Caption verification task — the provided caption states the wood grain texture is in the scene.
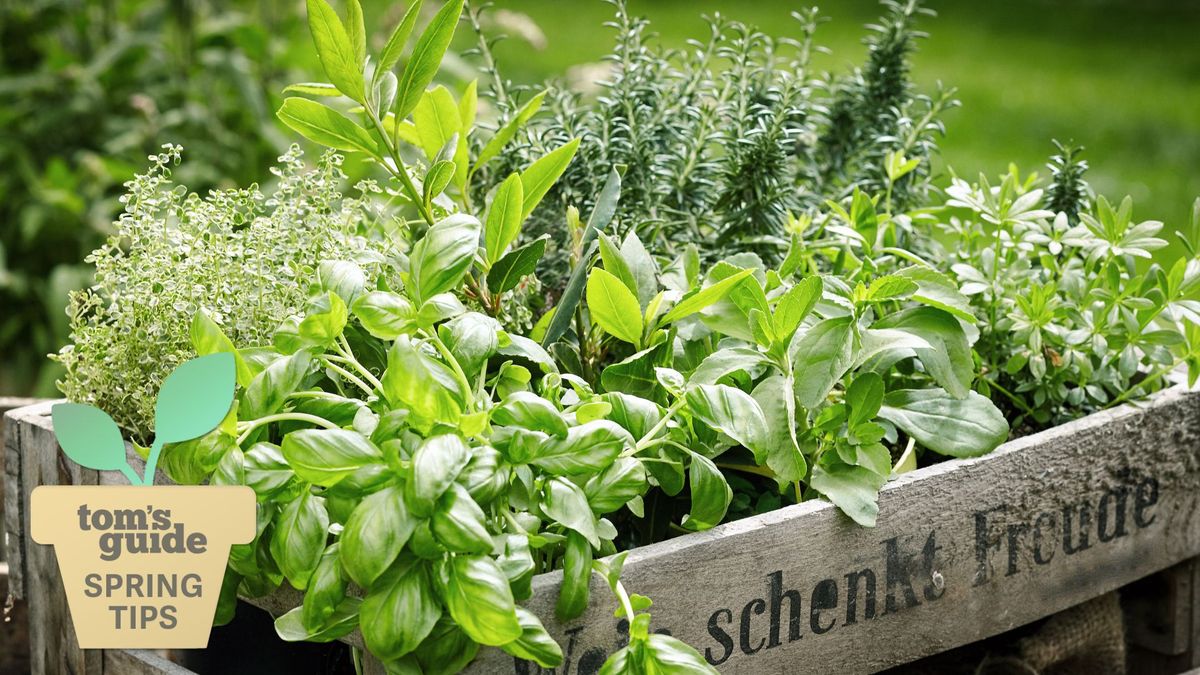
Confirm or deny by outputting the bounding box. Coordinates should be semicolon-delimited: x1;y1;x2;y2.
1;397;41;565
103;649;195;675
461;384;1200;674
9;385;1200;674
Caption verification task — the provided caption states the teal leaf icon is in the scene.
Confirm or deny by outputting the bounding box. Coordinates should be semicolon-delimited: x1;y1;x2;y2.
52;403;140;484
155;352;237;444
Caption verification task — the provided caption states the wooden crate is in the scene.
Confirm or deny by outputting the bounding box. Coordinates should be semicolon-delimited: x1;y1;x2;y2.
6;383;1200;674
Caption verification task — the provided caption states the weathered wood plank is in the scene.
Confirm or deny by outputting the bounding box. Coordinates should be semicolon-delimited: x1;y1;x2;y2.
103;649;194;675
458;384;1200;674
1;397;41;566
8;401;104;675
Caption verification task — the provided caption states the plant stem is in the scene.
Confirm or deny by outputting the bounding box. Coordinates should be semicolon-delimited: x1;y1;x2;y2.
323;359;375;397
421;329;474;406
235;412;340;445
363;106;436;227
632;398;686;452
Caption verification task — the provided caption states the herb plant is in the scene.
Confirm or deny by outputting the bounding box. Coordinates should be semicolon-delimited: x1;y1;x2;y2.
54;145;389;442
939;153;1200;430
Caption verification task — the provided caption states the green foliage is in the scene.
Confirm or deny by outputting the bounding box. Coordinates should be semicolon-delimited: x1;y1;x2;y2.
54;146;389;443
471;0;954;285
940;162;1200;430
0;0;293;395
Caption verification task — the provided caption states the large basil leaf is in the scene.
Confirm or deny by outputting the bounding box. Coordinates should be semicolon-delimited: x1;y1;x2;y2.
584;457;647;514
407;434;471;516
352;291;416;340
302;543;346;631
382;336;464;424
242;351;312;420
280;429;383;487
751;375;806;485
444;555;523;646
414;618;480;675
269;490;329;589
556;531;592;621
439;312;501;375
274;598;361;643
407;214;481;305
878;389;1009;457
360;557;442;661
244;442;296;498
500;607;564;668
682;453;731;531
542;477;599;548
492;391;568;438
532;420;630;475
431;483;493;553
340;485;415;588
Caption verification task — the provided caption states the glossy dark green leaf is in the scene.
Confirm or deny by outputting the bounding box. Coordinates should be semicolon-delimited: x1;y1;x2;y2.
302;543;346;631
360;557;442;660
487;237;546;295
556;531;592;621
407;434;470;516
269;490;329;589
444;555;523;646
532;421;630;475
431;483;493;553
542;477;599;548
340;485;416;588
280;429;383;487
500;607;564;668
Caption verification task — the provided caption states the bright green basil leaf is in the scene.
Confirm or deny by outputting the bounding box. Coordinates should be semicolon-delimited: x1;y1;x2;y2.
439;312;501;375
394;0;464;120
487;237;546;295
431;483;493;553
444;555;523;646
543;477;599;548
299;291;348;348
407;434;470;516
684;384;769;456
414;618;479;675
275;598;361;642
305;0;365;101
361;557;442;660
642;633;721;674
277;97;375;153
492;391;568;438
532;420;630;475
556;531;592;621
190;310;252;387
519;138;580;220
588;268;643;345
244;442;296;498
682;452;731;531
584;457;647;514
353;291;415;340
302;543;347;631
270;490;329;589
878;389;1009;457
340;485;416;588
382;336;464;424
408;213;481;305
280;428;383;486
500;607;564;668
790;316;855;409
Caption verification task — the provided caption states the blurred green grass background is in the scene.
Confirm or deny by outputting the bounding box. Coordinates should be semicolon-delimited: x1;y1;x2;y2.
484;0;1200;230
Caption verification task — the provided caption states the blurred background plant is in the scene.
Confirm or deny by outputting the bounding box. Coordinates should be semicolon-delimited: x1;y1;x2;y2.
1;0;1197;397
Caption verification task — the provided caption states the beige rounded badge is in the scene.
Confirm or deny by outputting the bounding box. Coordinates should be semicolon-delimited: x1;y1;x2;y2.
30;353;256;648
